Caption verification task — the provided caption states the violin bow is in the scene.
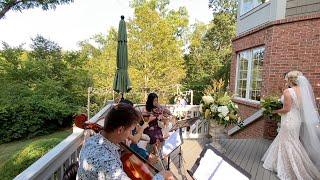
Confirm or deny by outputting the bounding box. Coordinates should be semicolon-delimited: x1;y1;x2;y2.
154;142;166;171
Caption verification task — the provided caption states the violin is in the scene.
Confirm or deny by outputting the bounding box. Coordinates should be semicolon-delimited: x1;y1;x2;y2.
140;106;171;119
74;114;159;180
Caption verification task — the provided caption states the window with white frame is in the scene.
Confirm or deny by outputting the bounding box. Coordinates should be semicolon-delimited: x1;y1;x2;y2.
240;0;269;15
236;47;264;101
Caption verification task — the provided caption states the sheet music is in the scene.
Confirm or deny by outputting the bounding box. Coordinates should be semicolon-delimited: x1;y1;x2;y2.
162;129;182;156
193;149;249;180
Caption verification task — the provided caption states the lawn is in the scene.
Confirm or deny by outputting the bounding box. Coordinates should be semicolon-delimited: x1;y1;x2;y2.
0;129;72;180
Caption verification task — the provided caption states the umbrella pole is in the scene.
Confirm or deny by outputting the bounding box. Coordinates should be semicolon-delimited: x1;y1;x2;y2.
121;92;124;100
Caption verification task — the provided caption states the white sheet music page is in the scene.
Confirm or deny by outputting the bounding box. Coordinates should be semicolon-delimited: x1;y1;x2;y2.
193;149;249;180
162;130;182;156
193;149;222;179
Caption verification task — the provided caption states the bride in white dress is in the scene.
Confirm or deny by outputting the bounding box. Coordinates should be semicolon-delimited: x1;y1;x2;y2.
262;71;320;180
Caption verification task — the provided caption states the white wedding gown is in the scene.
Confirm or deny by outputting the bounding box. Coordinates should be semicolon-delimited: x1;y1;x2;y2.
262;88;320;180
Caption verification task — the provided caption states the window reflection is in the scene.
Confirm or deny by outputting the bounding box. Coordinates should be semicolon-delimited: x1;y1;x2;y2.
240;0;269;15
236;47;264;101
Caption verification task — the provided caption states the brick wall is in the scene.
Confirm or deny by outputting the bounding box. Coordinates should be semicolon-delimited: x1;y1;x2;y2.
231;117;265;139
232;102;265;139
229;13;320;139
264;17;320;98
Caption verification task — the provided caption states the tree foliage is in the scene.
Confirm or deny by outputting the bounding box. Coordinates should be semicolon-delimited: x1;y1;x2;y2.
184;0;237;103
81;0;189;104
0;0;240;144
0;0;74;20
208;0;238;17
79;31;118;115
0;36;90;143
128;0;188;103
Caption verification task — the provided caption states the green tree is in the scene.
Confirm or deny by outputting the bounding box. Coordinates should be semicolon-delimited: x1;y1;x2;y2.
184;0;237;104
209;0;238;16
79;30;118;115
0;0;74;20
128;0;188;103
0;36;89;143
183;22;210;103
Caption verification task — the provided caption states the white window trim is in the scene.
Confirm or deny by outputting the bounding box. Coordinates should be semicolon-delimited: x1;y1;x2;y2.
239;0;271;20
246;51;253;99
234;46;264;103
240;0;270;16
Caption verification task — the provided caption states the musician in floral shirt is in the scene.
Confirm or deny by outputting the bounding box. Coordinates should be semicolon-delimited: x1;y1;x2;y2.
76;103;173;180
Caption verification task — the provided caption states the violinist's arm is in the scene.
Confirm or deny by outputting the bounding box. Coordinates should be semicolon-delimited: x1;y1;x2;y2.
128;123;149;144
128;134;140;145
148;114;158;122
162;107;172;116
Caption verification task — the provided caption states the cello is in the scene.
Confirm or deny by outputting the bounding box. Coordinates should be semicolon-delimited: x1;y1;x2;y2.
74;114;160;180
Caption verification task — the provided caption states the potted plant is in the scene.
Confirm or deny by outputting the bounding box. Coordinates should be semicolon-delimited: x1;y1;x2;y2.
200;80;242;151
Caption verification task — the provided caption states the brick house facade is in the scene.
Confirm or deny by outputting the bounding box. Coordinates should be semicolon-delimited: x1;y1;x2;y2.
230;13;320;139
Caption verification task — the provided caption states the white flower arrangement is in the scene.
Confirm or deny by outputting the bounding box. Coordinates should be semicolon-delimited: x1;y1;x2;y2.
202;95;215;104
217;106;229;117
200;92;241;127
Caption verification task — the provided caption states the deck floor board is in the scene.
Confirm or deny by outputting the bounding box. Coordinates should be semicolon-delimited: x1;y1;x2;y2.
169;138;279;180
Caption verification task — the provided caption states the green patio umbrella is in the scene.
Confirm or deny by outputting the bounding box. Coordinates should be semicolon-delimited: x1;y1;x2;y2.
113;15;132;99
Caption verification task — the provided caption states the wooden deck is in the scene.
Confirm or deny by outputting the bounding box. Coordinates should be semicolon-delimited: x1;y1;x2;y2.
166;138;279;180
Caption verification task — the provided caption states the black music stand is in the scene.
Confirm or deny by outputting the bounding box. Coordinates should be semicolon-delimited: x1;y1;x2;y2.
187;144;251;180
169;117;200;132
161;128;184;170
163;117;199;170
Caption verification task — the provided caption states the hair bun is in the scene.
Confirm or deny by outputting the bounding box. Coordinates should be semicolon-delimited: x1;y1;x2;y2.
286;70;303;86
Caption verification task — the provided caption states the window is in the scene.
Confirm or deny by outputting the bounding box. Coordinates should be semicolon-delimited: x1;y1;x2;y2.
240;0;269;15
236;47;264;101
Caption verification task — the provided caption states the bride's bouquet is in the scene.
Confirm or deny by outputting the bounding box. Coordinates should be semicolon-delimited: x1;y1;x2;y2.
261;95;283;121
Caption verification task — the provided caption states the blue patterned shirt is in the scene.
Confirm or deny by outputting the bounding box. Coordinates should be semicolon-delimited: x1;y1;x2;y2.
77;133;163;180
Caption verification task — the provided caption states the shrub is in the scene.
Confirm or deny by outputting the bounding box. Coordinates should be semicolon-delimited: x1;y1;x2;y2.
0;39;89;143
0;80;79;143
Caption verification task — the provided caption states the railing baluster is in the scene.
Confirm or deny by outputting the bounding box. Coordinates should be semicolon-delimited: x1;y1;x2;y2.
55;166;63;180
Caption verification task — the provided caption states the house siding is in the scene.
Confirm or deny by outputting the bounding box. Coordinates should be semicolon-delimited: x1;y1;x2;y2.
237;0;286;35
286;0;320;17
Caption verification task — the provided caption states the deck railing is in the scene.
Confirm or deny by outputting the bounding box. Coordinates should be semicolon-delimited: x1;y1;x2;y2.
170;105;208;139
14;104;205;180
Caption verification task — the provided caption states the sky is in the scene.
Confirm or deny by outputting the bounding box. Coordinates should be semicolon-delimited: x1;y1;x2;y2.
0;0;213;51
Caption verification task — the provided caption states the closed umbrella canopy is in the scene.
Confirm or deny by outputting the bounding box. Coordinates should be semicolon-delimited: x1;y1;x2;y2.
113;15;132;96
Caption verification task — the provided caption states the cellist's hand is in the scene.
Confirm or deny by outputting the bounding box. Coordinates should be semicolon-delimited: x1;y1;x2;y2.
147;153;159;165
159;170;175;180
